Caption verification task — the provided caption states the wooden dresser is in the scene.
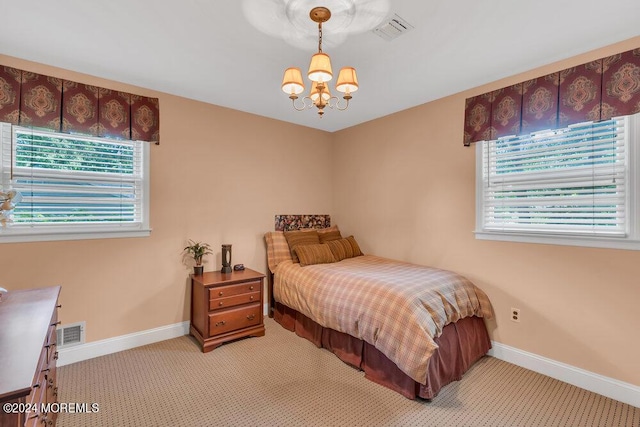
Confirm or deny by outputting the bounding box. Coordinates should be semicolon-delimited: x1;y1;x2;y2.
0;286;61;427
190;269;265;352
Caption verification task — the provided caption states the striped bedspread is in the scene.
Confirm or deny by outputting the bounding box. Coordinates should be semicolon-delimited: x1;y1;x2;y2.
274;255;493;384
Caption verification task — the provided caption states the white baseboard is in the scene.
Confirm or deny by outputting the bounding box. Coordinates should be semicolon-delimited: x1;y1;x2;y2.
488;341;640;408
57;321;190;367
57;304;269;367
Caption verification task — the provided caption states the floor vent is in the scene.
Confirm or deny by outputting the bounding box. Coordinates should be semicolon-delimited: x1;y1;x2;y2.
56;321;85;348
373;14;414;41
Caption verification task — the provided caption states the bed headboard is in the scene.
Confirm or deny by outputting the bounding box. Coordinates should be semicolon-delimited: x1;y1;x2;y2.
274;214;331;231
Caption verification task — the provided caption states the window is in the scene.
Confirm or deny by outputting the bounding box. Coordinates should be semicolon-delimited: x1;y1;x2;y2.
475;113;640;250
0;123;150;242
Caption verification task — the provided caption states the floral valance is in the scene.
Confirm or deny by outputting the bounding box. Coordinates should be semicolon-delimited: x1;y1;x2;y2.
0;65;159;144
463;47;640;146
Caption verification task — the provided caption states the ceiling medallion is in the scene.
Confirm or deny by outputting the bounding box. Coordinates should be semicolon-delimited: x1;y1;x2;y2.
242;0;390;49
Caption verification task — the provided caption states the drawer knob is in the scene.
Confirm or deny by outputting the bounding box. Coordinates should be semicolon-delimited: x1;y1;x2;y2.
250;296;254;300
219;302;223;306
219;291;223;296
247;314;255;321
249;286;254;290
215;320;226;327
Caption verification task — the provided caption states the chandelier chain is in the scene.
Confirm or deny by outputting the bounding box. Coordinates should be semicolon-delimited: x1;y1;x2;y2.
318;22;323;53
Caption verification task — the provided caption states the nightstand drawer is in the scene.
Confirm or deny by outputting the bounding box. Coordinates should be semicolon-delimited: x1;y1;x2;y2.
209;303;262;336
210;291;260;311
209;280;261;299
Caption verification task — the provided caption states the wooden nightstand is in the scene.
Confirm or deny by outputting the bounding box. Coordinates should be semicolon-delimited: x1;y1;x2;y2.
190;268;265;352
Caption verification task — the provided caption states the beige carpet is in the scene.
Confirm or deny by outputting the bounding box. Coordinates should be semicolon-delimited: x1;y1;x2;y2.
57;318;639;427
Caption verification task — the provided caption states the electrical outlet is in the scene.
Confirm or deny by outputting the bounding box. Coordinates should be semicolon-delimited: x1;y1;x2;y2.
511;307;521;322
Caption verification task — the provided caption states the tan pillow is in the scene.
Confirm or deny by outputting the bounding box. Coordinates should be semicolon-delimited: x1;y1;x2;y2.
265;231;293;272
346;235;363;257
295;243;337;267
284;229;320;263
327;236;363;261
318;225;342;243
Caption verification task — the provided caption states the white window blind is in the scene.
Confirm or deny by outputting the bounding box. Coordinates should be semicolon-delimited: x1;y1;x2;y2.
0;123;150;241
479;118;627;237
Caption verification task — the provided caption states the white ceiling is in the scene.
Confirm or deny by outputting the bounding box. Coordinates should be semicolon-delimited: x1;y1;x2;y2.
1;0;639;133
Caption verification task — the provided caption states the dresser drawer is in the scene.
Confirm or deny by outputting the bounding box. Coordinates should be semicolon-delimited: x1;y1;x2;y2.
209;291;260;311
209;303;261;336
209;280;260;300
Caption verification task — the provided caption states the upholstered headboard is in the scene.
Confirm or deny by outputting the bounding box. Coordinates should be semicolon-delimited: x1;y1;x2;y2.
274;214;331;231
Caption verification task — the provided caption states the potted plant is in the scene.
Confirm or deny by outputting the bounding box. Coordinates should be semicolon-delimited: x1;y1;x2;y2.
183;240;213;275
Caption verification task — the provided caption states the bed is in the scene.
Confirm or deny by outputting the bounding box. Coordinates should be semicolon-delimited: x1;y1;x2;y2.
265;215;493;399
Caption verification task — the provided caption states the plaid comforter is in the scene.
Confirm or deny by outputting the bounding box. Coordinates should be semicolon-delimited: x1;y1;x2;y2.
274;255;493;384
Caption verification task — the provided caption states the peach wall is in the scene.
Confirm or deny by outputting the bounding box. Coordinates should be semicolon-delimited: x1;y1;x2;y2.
0;55;334;342
332;37;640;386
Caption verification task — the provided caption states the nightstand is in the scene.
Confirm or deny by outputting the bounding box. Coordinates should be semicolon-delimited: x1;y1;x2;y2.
190;268;265;352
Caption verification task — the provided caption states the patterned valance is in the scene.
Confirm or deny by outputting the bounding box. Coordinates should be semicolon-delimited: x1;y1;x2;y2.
463;47;640;146
0;65;159;144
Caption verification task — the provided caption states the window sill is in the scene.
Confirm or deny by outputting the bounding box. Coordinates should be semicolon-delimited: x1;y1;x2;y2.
0;228;151;243
474;230;640;251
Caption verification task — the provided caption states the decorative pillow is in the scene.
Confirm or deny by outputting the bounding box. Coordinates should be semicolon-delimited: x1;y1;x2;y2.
265;231;293;272
295;243;337;266
284;229;320;263
346;235;363;257
318;225;342;243
327;235;363;261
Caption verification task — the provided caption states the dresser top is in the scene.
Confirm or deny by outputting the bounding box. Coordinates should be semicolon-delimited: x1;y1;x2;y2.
192;268;264;287
0;286;60;400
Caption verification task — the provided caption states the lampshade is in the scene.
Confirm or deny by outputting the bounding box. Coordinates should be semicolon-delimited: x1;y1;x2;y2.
308;53;333;83
336;67;359;94
281;67;305;95
310;81;331;103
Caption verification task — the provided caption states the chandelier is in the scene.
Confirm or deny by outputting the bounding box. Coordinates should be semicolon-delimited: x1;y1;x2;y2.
281;7;359;117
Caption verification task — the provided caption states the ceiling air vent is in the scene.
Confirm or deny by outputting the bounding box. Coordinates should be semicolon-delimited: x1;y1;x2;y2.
56;321;85;348
373;14;414;41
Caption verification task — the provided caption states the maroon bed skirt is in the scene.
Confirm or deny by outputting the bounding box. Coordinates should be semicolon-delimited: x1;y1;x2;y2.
273;302;491;399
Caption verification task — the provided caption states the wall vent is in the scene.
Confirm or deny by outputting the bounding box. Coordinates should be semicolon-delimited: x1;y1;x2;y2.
56;321;85;348
373;14;414;41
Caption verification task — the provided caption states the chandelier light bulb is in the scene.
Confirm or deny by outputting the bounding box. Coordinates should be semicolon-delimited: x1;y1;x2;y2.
310;81;331;103
308;53;333;83
281;67;305;96
336;67;358;94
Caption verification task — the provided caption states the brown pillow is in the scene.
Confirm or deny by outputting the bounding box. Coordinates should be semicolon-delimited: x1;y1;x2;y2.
327;235;363;261
346;235;363;257
318;225;342;243
295;243;336;266
284;229;320;263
